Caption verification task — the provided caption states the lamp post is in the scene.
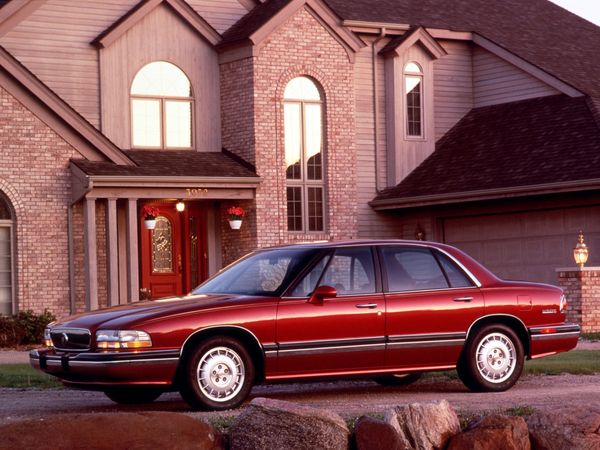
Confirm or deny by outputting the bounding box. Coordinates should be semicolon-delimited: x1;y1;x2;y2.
573;230;589;269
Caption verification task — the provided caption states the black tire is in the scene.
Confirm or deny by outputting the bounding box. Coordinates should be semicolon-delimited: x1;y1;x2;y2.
374;372;422;386
104;388;163;404
179;336;254;411
459;324;524;392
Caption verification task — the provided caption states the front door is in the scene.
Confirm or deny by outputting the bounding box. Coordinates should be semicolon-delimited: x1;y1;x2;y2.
140;202;208;299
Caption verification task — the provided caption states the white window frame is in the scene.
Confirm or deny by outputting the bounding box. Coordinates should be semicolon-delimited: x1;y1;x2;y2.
0;219;14;316
403;61;425;140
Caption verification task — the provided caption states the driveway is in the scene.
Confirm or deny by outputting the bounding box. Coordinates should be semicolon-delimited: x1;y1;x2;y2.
1;373;599;425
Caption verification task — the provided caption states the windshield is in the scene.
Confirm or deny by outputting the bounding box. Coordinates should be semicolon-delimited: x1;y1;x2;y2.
192;248;321;296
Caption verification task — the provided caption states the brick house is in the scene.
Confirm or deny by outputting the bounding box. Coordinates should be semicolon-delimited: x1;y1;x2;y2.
0;0;599;317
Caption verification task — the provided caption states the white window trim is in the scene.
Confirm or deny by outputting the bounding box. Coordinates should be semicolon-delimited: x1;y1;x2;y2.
403;62;426;141
0;219;15;316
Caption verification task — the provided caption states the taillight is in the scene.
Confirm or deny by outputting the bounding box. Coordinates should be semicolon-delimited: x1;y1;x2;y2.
559;294;567;312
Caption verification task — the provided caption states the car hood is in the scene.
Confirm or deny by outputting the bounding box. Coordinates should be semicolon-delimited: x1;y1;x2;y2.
52;293;267;330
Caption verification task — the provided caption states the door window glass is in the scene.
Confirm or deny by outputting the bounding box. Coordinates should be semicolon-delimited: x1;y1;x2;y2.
152;216;173;273
382;247;449;292
320;247;376;295
289;253;331;297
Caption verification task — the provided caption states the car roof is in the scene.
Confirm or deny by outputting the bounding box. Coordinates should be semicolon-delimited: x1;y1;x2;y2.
260;239;448;250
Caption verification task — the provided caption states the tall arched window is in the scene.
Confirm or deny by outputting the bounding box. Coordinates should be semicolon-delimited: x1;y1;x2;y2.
0;193;14;315
284;77;325;232
131;61;193;149
404;62;424;138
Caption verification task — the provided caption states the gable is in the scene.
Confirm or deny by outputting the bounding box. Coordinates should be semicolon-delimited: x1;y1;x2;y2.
473;45;561;108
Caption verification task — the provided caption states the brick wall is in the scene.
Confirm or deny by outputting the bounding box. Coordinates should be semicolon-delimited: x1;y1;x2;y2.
220;6;358;261
0;85;80;318
557;268;600;332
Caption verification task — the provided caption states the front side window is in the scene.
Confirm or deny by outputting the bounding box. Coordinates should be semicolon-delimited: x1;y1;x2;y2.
404;62;423;138
131;61;193;149
284;77;325;232
193;248;320;296
0;193;14;315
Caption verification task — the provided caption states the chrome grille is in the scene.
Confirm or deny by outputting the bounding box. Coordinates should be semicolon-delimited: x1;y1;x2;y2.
50;328;91;351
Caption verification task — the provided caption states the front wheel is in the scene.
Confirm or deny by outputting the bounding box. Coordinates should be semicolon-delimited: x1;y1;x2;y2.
179;336;254;411
458;324;524;392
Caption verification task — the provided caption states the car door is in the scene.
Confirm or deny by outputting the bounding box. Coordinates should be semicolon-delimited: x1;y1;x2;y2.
379;245;484;369
274;246;385;377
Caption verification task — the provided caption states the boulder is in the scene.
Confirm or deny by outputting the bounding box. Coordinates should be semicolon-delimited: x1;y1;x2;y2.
229;397;349;450
447;415;530;450
0;412;223;450
354;415;405;450
527;407;600;450
384;399;460;450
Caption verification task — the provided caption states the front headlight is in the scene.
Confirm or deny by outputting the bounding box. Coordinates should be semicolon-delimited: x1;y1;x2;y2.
44;327;53;348
96;330;152;349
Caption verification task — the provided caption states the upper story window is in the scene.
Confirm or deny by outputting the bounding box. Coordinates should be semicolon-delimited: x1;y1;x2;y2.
131;61;193;149
404;62;424;138
284;77;325;233
0;193;14;316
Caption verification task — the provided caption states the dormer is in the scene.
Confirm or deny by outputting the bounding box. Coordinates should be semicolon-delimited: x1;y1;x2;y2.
381;27;446;185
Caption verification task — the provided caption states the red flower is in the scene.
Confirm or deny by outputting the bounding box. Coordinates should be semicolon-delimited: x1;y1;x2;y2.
227;206;245;220
142;205;160;220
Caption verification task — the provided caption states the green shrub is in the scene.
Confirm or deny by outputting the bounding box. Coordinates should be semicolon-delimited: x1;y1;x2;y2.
0;310;55;348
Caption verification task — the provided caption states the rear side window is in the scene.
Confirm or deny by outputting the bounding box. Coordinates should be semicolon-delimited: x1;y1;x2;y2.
382;247;449;292
434;251;474;288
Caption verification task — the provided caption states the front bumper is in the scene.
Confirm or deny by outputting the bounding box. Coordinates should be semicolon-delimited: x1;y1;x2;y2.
529;323;580;358
30;348;180;387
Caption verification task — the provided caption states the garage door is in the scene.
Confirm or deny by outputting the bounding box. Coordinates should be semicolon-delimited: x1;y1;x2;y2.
443;206;600;285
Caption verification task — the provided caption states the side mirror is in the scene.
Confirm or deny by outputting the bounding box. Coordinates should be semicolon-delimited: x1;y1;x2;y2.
309;285;337;304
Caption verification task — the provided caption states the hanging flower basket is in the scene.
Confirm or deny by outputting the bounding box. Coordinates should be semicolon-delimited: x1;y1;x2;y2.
227;206;245;230
142;205;160;230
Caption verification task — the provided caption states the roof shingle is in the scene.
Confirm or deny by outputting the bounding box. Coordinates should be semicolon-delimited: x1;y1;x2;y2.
374;95;600;203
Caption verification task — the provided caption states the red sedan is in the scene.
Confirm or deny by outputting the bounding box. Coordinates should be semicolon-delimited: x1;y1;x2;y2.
31;240;579;410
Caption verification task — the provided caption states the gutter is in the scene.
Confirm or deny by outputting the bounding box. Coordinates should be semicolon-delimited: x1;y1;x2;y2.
370;179;600;210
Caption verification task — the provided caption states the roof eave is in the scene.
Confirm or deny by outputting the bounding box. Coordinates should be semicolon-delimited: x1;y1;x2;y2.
370;179;600;210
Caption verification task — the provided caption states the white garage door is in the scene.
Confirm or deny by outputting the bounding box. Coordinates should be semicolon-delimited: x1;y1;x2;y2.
443;206;600;285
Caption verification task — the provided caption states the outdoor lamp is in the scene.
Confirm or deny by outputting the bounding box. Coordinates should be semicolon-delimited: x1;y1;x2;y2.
176;201;185;212
573;230;589;269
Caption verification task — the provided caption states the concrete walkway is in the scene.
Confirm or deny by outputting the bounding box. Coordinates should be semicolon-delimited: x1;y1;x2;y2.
1;340;599;365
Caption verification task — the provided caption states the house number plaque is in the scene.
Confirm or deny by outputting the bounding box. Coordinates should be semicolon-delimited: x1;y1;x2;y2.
186;188;209;197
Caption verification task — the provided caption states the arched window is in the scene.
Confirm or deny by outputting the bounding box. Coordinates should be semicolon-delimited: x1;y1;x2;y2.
131;61;193;149
284;77;325;232
0;193;14;315
404;62;424;138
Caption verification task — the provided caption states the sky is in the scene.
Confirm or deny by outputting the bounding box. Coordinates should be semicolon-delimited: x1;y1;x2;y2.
549;0;600;26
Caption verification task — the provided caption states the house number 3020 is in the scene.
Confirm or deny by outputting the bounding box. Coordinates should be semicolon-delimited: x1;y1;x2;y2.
186;188;209;196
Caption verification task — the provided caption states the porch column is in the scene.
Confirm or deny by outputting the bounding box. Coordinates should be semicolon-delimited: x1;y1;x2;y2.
106;198;119;307
83;198;98;311
126;199;140;302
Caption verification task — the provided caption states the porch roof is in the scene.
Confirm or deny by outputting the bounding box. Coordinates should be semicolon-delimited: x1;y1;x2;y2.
371;95;600;210
72;149;258;178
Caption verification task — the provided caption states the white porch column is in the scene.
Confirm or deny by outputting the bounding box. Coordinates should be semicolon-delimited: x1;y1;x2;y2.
106;198;119;307
126;199;140;302
83;197;98;311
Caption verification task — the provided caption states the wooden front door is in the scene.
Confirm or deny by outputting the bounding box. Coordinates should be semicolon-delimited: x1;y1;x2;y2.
140;202;208;299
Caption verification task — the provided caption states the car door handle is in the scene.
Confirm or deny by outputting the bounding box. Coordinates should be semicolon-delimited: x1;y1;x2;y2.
355;303;378;309
452;296;473;302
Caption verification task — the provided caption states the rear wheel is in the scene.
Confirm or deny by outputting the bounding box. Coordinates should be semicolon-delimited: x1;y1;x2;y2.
374;372;422;386
179;336;254;411
459;324;524;392
104;388;163;404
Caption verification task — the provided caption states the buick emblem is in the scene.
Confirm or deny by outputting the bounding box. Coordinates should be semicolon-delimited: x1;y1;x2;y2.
60;332;69;346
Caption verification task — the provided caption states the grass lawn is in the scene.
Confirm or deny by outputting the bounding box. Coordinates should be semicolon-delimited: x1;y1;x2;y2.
0;364;62;389
524;350;600;375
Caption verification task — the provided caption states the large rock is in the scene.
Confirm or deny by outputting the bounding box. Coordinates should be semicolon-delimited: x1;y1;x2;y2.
228;397;349;450
527;407;600;450
354;415;404;450
447;415;530;450
0;412;223;450
384;400;460;450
